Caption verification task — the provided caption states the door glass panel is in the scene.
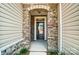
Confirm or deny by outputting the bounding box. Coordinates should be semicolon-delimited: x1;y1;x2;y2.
38;23;43;34
37;22;44;40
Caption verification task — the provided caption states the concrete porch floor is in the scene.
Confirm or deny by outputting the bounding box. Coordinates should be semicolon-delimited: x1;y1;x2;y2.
29;40;47;55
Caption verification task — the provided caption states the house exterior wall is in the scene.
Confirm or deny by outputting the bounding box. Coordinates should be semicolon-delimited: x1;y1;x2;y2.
61;3;79;55
0;3;79;55
0;3;23;55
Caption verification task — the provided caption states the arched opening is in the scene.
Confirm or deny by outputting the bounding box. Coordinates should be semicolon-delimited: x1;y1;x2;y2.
23;4;58;53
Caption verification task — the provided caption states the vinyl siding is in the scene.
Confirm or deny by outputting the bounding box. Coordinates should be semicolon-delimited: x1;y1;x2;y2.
0;3;23;51
61;3;79;55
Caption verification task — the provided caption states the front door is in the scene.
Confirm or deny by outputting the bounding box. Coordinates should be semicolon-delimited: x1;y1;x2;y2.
36;22;44;40
34;16;46;40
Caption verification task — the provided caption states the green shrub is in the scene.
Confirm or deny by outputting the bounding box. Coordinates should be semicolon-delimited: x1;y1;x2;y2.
15;48;29;55
20;48;29;54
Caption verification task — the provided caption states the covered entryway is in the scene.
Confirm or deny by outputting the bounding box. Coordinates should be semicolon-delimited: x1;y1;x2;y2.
30;9;48;55
27;4;58;55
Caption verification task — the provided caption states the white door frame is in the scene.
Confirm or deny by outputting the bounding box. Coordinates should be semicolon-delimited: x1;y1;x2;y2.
34;16;47;40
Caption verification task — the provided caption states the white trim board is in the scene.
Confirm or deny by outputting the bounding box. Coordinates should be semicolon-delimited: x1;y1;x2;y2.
58;3;63;52
34;16;47;40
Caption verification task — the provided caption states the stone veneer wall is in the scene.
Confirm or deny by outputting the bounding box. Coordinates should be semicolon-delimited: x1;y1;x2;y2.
47;4;58;51
22;5;31;49
1;41;24;55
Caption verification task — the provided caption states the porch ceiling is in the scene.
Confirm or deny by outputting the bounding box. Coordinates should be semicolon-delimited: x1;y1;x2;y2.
30;9;48;16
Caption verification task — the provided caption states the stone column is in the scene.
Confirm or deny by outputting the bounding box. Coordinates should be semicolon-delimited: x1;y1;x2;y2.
22;8;31;48
47;9;58;51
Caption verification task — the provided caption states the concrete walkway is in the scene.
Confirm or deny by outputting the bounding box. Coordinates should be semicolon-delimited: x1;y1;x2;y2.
29;40;47;55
